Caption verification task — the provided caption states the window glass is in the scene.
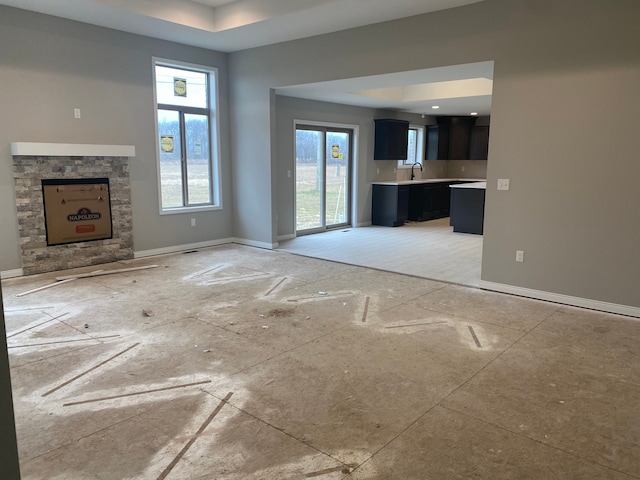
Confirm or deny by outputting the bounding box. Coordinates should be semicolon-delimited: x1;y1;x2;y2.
155;65;208;109
399;128;419;166
406;128;417;164
185;113;211;205
158;109;183;209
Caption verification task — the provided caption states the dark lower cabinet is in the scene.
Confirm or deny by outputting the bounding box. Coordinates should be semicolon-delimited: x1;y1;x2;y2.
372;184;409;227
408;182;455;221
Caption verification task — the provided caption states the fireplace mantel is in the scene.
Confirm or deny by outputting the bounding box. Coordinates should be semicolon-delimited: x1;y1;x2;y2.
10;142;136;157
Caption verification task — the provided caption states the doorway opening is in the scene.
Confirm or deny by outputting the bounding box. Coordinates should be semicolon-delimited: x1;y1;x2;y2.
295;125;352;235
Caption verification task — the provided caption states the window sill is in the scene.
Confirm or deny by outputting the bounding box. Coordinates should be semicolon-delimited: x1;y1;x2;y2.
159;204;222;215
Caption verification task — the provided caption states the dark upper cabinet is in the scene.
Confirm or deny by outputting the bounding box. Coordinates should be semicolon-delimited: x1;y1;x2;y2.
448;117;475;160
374;119;409;160
469;125;490;160
425;116;488;160
425;124;450;160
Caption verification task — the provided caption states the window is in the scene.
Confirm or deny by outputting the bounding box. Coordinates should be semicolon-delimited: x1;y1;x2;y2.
153;60;220;212
398;126;424;166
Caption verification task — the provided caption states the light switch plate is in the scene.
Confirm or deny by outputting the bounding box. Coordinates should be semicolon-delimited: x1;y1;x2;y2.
497;178;510;191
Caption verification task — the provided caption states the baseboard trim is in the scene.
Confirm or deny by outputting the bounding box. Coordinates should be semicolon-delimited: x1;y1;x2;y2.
356;221;372;227
479;281;640;318
134;237;279;259
233;238;278;250
1;268;24;279
134;238;234;259
277;234;296;242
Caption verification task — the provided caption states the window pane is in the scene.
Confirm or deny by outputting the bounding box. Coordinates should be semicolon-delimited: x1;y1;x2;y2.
296;129;323;231
406;128;417;163
325;132;349;227
155;65;207;109
158;109;184;209
185;113;212;205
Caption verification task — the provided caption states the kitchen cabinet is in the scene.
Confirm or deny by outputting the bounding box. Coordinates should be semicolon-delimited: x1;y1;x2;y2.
425;125;450;160
374;119;409;160
448;117;475;160
425;117;486;160
372;184;409;226
408;181;454;221
469;125;489;160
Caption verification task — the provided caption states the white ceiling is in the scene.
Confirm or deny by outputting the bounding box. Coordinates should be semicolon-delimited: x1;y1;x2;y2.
0;0;492;115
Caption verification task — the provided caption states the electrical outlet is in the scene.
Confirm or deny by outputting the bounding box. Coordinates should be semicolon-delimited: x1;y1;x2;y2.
461;166;466;172
191;218;196;227
287;170;291;178
74;108;81;119
516;250;524;262
497;179;510;191
376;167;380;175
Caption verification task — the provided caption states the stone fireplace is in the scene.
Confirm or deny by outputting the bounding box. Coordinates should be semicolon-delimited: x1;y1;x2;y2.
11;143;135;275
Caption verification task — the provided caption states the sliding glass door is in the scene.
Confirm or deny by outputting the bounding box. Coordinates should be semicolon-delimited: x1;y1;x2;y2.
295;125;352;234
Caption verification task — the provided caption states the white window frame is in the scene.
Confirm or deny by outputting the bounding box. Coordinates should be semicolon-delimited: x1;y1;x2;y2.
152;57;222;215
398;125;425;168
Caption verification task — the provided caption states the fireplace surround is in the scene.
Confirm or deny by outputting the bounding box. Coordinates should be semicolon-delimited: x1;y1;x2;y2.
11;143;135;275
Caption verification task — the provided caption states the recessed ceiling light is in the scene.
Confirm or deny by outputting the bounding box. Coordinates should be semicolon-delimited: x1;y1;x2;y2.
470;112;478;116
431;106;440;109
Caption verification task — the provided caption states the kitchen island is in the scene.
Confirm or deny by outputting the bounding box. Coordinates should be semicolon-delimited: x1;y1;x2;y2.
449;181;486;234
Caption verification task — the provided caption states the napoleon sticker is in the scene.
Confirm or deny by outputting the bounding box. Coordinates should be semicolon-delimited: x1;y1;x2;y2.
174;77;187;97
161;135;174;153
68;208;101;222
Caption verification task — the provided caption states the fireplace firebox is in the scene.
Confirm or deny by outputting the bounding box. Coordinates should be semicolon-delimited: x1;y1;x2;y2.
42;178;113;246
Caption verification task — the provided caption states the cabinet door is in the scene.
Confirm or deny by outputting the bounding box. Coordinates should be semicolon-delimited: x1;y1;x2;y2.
397;186;409;222
425;125;450;160
374;119;409;160
408;184;425;221
372;185;407;227
421;185;438;220
469;125;489;160
434;184;451;217
449;117;474;160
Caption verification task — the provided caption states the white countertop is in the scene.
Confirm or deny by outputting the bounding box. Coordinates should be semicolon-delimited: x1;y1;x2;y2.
450;181;487;189
372;178;485;186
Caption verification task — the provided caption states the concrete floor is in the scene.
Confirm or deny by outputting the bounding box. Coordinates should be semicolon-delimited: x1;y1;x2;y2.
2;245;640;479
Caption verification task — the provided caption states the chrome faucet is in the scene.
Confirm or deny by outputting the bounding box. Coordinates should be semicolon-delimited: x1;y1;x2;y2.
411;162;423;180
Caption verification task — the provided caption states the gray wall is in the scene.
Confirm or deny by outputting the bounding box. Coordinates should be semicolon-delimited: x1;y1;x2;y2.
229;0;640;308
0;6;233;272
